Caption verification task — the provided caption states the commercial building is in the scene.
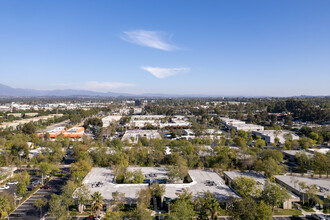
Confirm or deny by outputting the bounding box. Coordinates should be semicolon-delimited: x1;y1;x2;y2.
282;150;314;162
220;117;264;132
37;126;85;140
82;167;239;206
275;175;330;208
102;116;122;127
128;115;191;129
122;130;161;143
224;171;300;209
253;130;299;144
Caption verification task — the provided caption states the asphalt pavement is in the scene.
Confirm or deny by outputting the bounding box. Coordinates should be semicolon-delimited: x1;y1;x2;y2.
9;168;70;220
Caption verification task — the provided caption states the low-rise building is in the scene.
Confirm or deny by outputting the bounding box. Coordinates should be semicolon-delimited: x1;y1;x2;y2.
37;126;85;140
253;130;299;144
220;117;264;132
102;116;122;127
82;167;239;206
122;130;161;143
275;175;330;208
282;150;314;162
224;171;300;209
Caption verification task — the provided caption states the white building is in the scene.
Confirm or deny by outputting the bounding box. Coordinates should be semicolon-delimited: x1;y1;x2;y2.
253;130;299;144
122;130;161;143
102;116;122;127
82;167;239;205
220;117;264;132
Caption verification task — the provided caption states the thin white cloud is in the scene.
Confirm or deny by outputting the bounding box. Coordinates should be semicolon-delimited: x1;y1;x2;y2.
141;66;190;79
121;30;178;51
57;81;135;92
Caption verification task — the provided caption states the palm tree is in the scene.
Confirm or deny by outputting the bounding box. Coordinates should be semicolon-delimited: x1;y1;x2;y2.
91;192;104;216
203;191;221;220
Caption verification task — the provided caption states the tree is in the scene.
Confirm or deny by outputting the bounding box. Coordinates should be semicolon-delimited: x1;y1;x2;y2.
255;158;285;178
312;152;329;177
167;157;189;183
0;193;14;218
150;182;166;198
33;198;47;219
73;184;91;213
16;170;30;186
49;194;67;220
299;137;315;149
16;181;27;197
91;192;104;215
261;180;290;212
305;184;323;207
255;139;266;148
260;149;283;163
132;169;144;183
62;180;76;210
22;122;36;134
170;190;195;220
70;160;92;184
228;197;272;220
111;192;126;212
201;191;221;220
234;137;247;149
296;152;312;173
135;188;152;220
39;162;53;177
233;176;261;198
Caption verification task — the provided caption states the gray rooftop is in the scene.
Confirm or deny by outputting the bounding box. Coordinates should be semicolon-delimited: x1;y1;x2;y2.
282;150;314;157
275;175;330;197
224;171;266;186
82;167;239;202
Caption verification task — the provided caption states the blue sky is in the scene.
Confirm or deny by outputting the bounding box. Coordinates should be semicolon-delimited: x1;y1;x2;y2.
0;0;329;96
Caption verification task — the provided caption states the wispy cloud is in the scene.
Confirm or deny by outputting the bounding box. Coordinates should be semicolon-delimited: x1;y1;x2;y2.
57;81;135;92
121;30;178;51
141;66;190;79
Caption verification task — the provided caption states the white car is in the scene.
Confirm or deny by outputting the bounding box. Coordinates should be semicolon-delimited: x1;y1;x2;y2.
7;181;18;185
0;185;10;190
32;180;42;185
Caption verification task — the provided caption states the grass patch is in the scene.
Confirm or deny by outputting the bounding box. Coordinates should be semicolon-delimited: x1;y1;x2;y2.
273;208;302;216
301;205;314;212
218;209;229;216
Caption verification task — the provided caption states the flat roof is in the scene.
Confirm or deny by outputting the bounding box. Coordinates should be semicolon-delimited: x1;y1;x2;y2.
224;171;266;185
275;175;330;197
225;171;300;199
282;150;314;157
82;167;238;202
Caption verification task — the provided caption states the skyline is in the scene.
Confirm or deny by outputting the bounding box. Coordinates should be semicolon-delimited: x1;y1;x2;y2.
1;0;330;96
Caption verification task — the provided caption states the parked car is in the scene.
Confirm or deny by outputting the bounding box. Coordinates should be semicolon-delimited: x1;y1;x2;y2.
312;213;327;220
0;185;10;190
40;185;52;189
7;181;18;185
32;180;42;185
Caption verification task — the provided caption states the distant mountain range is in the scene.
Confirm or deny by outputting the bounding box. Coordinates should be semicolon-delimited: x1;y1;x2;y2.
1;83;327;98
0;83;214;98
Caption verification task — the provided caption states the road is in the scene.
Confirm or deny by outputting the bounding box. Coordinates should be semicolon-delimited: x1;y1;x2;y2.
37;120;71;133
9;168;70;220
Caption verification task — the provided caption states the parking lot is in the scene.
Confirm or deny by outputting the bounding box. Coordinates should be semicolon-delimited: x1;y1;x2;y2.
9;169;70;220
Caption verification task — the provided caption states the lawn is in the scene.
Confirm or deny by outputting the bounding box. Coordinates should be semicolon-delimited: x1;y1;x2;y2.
301;205;314;212
273;208;302;216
